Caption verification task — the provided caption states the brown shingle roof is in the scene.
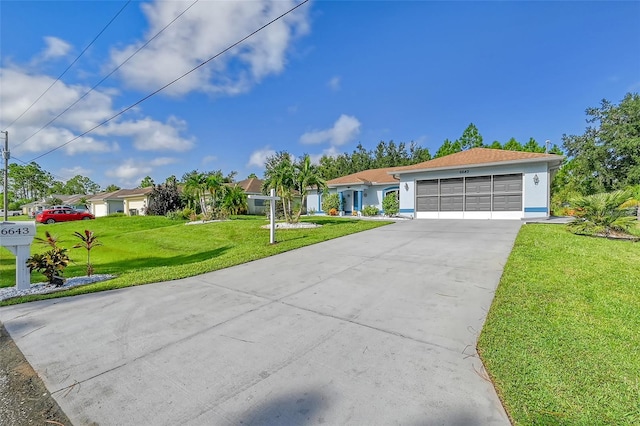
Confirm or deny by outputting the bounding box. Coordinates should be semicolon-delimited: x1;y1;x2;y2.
235;177;263;193
392;148;564;174
86;187;153;202
327;166;402;186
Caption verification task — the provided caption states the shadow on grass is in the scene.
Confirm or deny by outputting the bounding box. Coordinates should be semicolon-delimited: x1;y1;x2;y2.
94;246;231;275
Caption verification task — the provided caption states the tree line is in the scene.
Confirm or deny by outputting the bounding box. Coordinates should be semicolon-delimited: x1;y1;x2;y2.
2;92;637;215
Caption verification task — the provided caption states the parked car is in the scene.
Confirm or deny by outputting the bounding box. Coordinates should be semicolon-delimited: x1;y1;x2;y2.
36;208;95;224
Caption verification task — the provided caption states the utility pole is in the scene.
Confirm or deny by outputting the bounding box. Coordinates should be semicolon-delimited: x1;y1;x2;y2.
1;131;8;222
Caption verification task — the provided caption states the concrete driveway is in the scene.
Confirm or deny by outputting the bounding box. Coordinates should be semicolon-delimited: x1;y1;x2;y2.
0;219;521;425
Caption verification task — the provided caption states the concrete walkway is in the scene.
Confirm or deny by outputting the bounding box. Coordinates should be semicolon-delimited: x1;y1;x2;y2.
0;220;521;425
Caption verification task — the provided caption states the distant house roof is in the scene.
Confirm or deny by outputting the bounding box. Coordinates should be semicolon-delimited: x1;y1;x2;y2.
327;167;403;187
22;194;88;208
87;187;153;202
391;148;564;175
235;178;263;194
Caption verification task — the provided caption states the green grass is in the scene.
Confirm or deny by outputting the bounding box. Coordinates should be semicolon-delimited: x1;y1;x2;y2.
0;215;391;305
478;224;640;425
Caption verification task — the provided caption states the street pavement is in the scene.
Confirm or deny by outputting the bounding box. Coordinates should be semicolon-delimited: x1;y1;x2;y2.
0;219;522;425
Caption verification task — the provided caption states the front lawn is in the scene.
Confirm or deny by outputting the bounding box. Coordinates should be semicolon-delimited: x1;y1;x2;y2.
0;215;391;305
478;224;640;425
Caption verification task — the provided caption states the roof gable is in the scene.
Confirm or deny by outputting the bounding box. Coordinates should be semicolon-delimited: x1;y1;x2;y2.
392;148;564;174
235;177;263;193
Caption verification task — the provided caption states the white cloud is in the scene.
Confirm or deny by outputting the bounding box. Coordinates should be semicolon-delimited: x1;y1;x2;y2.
247;146;276;168
0;67;194;156
105;159;150;181
309;146;340;165
40;36;72;61
202;155;217;165
300;114;361;146
100;116;195;152
58;166;92;180
109;1;310;97
327;76;341;91
150;157;177;167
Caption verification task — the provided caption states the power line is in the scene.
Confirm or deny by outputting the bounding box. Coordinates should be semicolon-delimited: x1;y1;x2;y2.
13;0;200;150
28;0;310;163
2;0;132;132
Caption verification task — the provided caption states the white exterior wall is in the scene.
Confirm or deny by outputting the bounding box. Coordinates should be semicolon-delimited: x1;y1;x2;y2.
247;198;267;215
91;202;108;217
124;197;148;215
399;162;552;220
306;184;399;215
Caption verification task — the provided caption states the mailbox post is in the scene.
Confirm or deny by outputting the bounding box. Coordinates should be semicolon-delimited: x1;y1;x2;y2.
0;221;36;290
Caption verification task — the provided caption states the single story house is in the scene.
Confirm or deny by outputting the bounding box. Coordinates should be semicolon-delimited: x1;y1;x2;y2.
87;187;153;217
234;177;266;215
392;148;564;220
307;148;564;220
22;194;87;216
306;166;404;215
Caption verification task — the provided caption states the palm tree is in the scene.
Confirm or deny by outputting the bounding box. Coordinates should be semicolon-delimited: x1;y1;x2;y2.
293;154;326;222
620;184;640;221
568;189;638;236
263;151;296;222
222;185;248;215
183;172;207;214
205;173;224;210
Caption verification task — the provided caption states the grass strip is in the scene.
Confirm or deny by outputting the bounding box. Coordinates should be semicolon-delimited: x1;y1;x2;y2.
478;224;640;425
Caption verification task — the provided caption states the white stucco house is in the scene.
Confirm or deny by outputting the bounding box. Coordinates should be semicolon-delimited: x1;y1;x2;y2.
306;166;403;215
87;187;153;217
392;148;564;219
235;177;266;215
307;148;564;220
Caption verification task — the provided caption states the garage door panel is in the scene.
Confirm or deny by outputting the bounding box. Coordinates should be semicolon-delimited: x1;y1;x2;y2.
440;178;463;195
465;195;491;211
416;180;438;196
417;197;439;212
440;195;463;211
493;194;522;211
493;174;522;193
465;176;491;194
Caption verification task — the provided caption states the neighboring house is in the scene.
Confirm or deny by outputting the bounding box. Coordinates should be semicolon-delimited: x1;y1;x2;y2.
87;187;153;217
235;178;266;215
392;148;564;220
306;167;403;215
22;194;87;216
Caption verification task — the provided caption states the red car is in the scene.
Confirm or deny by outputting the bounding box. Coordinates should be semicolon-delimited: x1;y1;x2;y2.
36;208;95;224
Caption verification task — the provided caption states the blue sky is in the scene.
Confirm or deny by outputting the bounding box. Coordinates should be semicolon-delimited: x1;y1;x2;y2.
1;0;639;189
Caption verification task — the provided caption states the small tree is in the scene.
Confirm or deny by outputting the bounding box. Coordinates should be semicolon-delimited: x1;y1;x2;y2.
382;193;399;216
26;231;70;285
321;193;340;213
73;230;102;277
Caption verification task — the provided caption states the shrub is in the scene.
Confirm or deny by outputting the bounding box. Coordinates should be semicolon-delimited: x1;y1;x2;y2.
26;231;70;285
308;208;317;216
362;205;379;216
322;193;340;213
382;193;399;216
108;212;126;217
329;208;338;216
567;189;637;237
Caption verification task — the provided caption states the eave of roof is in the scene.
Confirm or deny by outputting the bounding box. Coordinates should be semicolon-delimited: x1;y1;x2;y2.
390;148;564;175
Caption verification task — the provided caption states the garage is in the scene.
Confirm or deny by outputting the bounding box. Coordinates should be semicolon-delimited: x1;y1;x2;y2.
416;173;523;213
392;148;564;220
